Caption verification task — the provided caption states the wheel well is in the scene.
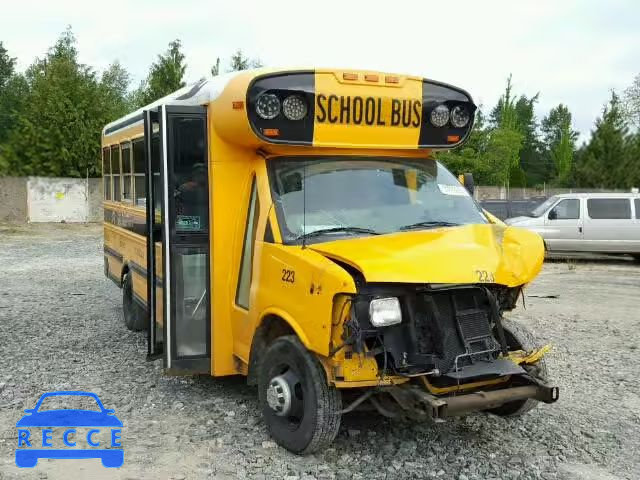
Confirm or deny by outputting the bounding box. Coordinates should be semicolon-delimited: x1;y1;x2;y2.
120;264;130;287
247;314;295;386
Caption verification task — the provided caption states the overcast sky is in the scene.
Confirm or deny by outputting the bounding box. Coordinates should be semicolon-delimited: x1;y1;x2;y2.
2;0;639;142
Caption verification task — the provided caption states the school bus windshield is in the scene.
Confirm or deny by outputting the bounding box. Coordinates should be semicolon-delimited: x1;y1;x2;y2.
268;157;488;244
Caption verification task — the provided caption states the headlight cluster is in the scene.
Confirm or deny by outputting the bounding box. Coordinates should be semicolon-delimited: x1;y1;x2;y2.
369;297;402;327
255;92;308;121
427;104;471;128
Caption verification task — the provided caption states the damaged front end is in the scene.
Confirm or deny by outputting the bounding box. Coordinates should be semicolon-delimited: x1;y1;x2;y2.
334;283;559;420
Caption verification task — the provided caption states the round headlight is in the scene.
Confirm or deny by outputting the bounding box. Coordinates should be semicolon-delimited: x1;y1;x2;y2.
429;104;449;127
450;105;471;128
282;95;308;121
256;93;280;120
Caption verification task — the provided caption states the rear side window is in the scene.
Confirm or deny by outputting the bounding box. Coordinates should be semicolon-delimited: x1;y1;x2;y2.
635;199;640;219
552;199;580;220
587;199;631;219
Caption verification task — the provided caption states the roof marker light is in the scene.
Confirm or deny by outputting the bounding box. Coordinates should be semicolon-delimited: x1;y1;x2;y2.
343;73;358;81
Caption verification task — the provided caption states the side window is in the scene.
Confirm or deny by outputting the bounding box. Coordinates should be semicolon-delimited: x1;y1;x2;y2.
121;142;133;203
111;145;121;202
551;199;580;220
635;199;640;219
587;198;631;219
236;178;260;310
102;147;111;201
133;140;146;206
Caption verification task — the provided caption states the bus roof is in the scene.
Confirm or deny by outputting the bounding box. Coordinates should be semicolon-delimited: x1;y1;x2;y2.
103;69;252;137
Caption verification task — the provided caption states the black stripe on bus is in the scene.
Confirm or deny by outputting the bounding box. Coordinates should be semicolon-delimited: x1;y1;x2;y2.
104;245;123;261
104;113;144;136
130;260;164;288
104;207;148;236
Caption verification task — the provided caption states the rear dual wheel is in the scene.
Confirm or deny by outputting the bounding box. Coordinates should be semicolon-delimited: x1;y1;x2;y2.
258;335;342;454
122;272;147;332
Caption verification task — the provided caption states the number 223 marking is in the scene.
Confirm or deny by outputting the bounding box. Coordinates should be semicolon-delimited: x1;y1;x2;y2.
281;269;295;283
475;270;495;283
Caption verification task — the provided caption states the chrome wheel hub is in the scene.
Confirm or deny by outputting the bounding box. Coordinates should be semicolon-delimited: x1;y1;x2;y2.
266;375;292;416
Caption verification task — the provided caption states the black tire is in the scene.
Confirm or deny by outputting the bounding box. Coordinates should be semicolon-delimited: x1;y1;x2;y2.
488;318;549;417
258;335;341;454
122;272;147;332
632;254;640;263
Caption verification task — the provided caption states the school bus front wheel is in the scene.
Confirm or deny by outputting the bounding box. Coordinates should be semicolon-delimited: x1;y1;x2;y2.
257;335;342;454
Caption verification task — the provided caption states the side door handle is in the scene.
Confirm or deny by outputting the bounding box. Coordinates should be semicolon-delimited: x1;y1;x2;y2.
578;226;583;233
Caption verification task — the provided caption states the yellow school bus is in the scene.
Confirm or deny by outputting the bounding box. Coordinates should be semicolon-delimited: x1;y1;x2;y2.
102;68;558;453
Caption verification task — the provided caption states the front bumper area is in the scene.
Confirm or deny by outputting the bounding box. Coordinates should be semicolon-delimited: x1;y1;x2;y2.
365;381;559;421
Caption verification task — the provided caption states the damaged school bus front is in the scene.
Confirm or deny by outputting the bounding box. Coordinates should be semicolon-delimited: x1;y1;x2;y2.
253;153;558;454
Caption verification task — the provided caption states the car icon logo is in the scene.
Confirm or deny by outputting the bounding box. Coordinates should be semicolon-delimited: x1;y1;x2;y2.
15;391;123;468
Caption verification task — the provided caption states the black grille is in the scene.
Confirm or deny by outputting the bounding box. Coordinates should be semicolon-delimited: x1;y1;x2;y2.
457;310;491;346
414;288;497;373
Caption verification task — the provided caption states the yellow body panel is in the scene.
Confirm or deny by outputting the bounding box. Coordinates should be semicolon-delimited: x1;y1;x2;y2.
308;224;544;287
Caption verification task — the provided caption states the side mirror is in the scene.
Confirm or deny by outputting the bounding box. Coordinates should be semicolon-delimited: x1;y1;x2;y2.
458;173;474;196
548;208;557;220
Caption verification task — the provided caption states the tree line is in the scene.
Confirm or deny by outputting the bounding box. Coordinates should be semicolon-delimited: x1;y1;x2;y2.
0;28;638;186
0;29;260;177
438;75;640;190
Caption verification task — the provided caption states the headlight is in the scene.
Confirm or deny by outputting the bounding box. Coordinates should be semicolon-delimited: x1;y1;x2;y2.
282;94;308;120
450;105;471;128
255;93;281;119
429;104;450;127
369;297;402;327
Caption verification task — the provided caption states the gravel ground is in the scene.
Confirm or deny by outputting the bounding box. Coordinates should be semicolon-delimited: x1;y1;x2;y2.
0;223;639;480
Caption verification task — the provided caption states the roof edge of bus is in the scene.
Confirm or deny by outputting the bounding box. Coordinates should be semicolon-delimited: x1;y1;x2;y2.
102;68;264;137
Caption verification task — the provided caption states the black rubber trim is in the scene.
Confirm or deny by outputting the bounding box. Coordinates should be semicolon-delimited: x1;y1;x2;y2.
103;245;123;261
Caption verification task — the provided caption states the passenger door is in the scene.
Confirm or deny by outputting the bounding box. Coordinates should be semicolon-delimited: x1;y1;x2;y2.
144;105;211;373
543;198;584;251
583;198;635;253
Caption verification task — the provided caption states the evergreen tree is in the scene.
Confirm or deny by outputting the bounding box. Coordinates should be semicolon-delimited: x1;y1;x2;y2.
540;104;578;186
0;42;27;147
485;75;524;187
228;49;262;71
623;73;640;129
141;39;186;105
1;28;131;177
574;92;630;188
211;57;220;76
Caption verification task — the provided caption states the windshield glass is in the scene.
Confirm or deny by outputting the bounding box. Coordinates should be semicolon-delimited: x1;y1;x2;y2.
268;156;487;244
529;196;558;217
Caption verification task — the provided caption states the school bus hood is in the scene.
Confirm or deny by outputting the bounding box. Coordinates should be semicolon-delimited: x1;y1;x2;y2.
308;224;544;287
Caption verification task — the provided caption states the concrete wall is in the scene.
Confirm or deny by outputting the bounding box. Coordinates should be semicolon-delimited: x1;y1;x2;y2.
0;177;28;222
0;177;103;223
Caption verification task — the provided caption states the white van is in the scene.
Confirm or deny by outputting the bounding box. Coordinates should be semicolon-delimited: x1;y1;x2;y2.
505;193;640;260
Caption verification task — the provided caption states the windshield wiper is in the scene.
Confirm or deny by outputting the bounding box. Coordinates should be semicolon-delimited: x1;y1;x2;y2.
399;221;460;231
295;226;381;240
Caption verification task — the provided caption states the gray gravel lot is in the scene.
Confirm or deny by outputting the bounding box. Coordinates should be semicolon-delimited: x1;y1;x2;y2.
0;223;639;480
